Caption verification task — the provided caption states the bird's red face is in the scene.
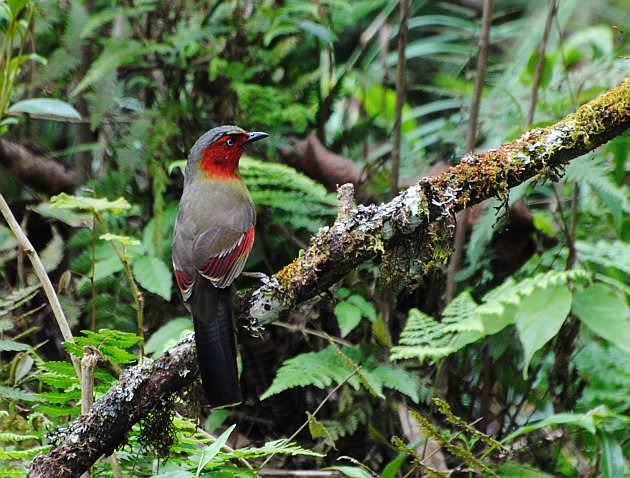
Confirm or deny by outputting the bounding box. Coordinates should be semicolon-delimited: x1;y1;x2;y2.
199;133;249;180
199;131;268;180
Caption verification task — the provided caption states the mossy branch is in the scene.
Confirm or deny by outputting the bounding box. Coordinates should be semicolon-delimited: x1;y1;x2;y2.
244;78;630;330
28;78;630;478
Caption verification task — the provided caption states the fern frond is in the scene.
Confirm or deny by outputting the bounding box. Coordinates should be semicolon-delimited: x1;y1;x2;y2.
442;291;480;332
390;309;458;362
564;155;630;224
219;439;324;461
409;409;495;476
392;270;588;363
433;398;505;453
40;360;78;376
241;156;336;233
331;342;382;399
368;364;426;403
0;285;40;317
576;240;630;276
261;345;359;399
0;340;30;352
320;400;370;444
0;445;51;460
0;386;44;403
0;433;40;443
34;403;81;418
392;436;445;478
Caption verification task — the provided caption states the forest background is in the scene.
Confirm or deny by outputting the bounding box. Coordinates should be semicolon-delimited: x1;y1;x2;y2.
1;0;630;477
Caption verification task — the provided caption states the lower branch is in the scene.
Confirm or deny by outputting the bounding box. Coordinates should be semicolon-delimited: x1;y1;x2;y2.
28;337;197;478
0;139;80;194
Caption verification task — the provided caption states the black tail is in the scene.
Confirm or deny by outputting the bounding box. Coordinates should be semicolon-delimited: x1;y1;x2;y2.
189;278;242;408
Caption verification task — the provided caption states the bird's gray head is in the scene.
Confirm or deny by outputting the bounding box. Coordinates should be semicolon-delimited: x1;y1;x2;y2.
188;125;247;162
185;125;268;179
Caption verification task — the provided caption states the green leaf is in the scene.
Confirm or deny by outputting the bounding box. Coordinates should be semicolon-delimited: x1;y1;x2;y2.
382;453;406;478
572;283;630;353
8;99;81;119
152;471;193;478
346;295;377;322
298;20;336;45
503;411;598;443
80;5;154;39
0;385;44;402
307;411;329;439
335;300;362;338
597;429;624;478
369;364;423;402
100;233;141;247
14;354;33;382
204;409;229;434
32;202;91;228
521;50;554;88
71;40;146;96
0;432;40;442
131;256;173;301
196;424;235;476
0;445;51;460
496;463;554;477
516;283;572;377
261;346;359;399
93;254;124;282
327;466;374;478
145;318;192;356
0;340;30;352
51;193;131;214
168;159;187;175
39;228;65;273
7;0;28;18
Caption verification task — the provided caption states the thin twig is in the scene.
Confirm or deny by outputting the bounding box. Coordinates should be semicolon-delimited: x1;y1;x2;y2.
80;347;99;478
0;193;81;378
445;0;494;303
94;213;145;356
389;0;409;199
273;321;354;347
526;0;558;126
260;366;361;470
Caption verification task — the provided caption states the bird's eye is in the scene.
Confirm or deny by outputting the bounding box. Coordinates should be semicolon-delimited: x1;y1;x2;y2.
225;138;234;147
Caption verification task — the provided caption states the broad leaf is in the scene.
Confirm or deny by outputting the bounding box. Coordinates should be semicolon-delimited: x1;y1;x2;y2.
8;98;81;119
335;300;362;338
516;283;572;377
327;466;374;478
195;424;235;476
131;256;173;301
503;412;595;443
51;193;131;214
597;429;624;478
0;340;30;352
572;283;630;353
93;255;124;282
145;318;192;356
100;233;141;247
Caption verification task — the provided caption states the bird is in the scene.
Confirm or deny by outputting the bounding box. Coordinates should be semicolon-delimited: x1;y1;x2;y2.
172;125;268;407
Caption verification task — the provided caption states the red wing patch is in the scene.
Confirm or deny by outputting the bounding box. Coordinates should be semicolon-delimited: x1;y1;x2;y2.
199;227;255;288
174;268;194;299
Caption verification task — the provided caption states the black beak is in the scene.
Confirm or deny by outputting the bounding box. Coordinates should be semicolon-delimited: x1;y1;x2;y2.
244;131;269;145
